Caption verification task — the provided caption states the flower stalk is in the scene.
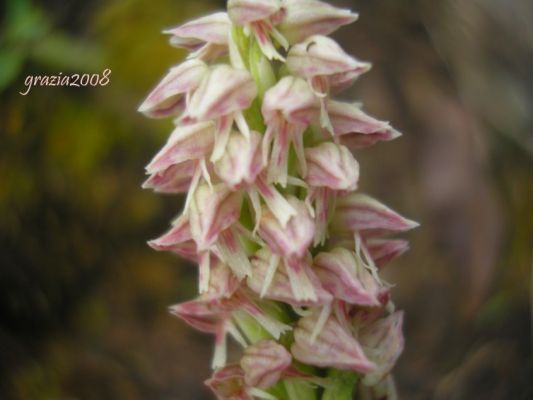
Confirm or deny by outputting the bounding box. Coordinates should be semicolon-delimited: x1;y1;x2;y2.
140;1;417;399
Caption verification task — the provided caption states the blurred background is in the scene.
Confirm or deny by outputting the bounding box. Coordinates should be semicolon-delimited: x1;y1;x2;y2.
0;0;532;399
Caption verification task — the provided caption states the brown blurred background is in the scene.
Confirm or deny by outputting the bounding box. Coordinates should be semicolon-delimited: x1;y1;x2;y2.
0;0;532;399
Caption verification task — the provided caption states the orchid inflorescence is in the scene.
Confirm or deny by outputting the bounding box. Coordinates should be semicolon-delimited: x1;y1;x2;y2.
139;1;418;399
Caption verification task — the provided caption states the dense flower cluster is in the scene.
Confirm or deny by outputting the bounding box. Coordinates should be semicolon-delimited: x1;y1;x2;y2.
140;1;418;399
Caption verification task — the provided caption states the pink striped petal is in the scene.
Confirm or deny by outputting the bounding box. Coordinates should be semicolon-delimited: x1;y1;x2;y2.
145;121;215;173
314;247;381;306
142;160;197;194
147;214;197;261
305;142;359;191
258;196;315;260
214;130;264;189
255;174;296;227
189;183;243;250
291;311;376;372
163;12;230;49
228;0;283;24
280;0;358;44
332;193;419;236
138;59;208;118
366;238;410;268
203;257;240;300
262;76;319;125
240;340;291;389
216;228;253;280
169;298;221;334
188;65;257;121
328;100;402;149
287;35;370;80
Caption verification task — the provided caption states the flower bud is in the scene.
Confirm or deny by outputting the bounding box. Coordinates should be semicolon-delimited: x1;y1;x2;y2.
305;142;359;191
332;193;419;236
163;12;230;50
287;35;370;83
189;183;243;251
280;0;358;44
327;100;402;149
214;130;263;189
138;59;208;118
228;0;283;25
187;65;257;122
314;247;381;306
145;121;215;174
291;311;375;372
240;340;292;389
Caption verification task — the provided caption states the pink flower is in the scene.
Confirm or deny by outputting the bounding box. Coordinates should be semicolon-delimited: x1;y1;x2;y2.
279;0;358;44
145;121;215;174
286;35;371;93
314;247;382;306
287;35;370;131
332;193;419;237
257;196;320;302
305;142;359;191
163;12;230;60
304;141;360;245
262;76;319;185
258;196;314;261
185;65;258;161
148;214;197;262
240;340;292;389
291;311;375;372
248;248;332;306
327;100;402;149
214;130;264;190
171;289;290;369
228;0;288;61
141;160;197;194
138;59;208;118
189;183;243;252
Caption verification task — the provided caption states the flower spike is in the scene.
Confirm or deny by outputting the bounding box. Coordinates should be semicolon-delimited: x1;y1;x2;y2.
141;1;414;396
